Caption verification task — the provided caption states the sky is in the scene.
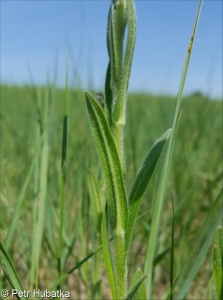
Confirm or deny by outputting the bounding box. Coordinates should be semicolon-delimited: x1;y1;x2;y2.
1;0;222;98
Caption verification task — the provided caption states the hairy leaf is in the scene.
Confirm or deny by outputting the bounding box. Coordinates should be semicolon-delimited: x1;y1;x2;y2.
86;92;128;231
126;129;172;250
125;269;147;300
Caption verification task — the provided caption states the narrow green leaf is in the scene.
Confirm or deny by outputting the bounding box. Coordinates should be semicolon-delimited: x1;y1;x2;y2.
169;197;175;300
101;210;116;299
50;235;112;291
0;241;24;300
213;226;223;300
113;0;137;126
175;189;223;299
5;135;43;249
112;0;127;80
29;86;42;290
144;2;203;297
88;169;104;300
92;280;102;300
33;88;49;290
109;4;121;88
126;129;172;250
70;243;105;274
57;56;69;288
87;170;103;230
135;278;147;300
104;62;113;126
153;246;171;267
130;129;172;204
86;91;128;231
125;269;147;300
112;0;137;163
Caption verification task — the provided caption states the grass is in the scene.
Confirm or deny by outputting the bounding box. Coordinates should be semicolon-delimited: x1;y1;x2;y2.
0;86;222;299
0;0;222;299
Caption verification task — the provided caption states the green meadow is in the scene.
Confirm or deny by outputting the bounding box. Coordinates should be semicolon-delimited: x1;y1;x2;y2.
0;84;222;299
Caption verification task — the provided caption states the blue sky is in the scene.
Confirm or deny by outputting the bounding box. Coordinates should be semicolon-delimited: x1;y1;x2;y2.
1;0;222;98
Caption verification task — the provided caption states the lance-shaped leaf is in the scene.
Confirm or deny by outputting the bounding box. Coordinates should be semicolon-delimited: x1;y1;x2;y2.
113;0;137;126
111;0;127;83
0;241;25;300
106;1;127;98
125;269;147;300
86;92;128;231
213;226;223;300
126;129;172;250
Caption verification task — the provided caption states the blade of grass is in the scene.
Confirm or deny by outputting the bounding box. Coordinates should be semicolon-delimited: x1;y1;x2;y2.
57;53;69;289
0;241;25;300
34;86;49;290
5;135;43;249
169;196;175;300
30;87;42;290
175;188;222;299
87;170;103;299
177;210;222;299
144;1;203;297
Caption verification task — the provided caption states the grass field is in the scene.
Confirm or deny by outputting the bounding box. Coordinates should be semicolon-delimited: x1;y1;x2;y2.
0;83;222;299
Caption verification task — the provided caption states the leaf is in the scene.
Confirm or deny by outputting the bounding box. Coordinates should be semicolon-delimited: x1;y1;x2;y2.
135;278;147;300
0;241;24;300
87;170;103;230
86;92;128;231
169;197;175;300
175;188;223;299
5;135;43;249
101;210;116;299
125;269;147;300
130;129;172;205
113;0;137;126
213;226;223;300
104;62;113;127
126;129;172;250
51;242;103;290
144;2;204;297
92;280;102;300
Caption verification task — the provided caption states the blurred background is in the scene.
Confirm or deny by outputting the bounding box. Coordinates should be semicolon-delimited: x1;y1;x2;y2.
1;0;222;98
